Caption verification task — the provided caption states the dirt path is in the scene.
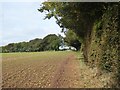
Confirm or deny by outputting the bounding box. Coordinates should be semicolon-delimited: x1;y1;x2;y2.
50;54;81;88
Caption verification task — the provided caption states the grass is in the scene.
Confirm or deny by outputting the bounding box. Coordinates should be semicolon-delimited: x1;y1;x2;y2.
2;51;70;61
2;51;73;71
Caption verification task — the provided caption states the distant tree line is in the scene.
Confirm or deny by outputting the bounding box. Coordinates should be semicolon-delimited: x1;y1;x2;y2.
1;34;81;53
1;34;61;53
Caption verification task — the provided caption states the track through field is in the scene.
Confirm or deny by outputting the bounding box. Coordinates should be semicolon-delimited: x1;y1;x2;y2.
2;51;81;88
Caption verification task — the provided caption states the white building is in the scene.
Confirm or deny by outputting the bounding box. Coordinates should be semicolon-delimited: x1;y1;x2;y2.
59;45;76;51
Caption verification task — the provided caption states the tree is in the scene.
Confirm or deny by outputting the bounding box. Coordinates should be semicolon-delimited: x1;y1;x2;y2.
38;2;108;62
41;34;61;51
38;2;106;40
1;34;61;53
28;38;42;52
64;30;81;51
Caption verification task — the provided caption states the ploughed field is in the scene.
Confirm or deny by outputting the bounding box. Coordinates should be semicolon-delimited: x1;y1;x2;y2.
2;51;82;88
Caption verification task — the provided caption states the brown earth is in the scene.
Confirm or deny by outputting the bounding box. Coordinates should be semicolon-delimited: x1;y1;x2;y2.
2;52;112;88
2;52;82;88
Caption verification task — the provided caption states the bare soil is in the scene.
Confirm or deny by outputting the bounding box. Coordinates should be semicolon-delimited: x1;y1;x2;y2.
2;52;81;88
2;52;113;88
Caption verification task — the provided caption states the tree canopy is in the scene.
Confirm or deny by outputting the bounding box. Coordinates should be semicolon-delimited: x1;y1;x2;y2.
38;2;107;40
64;30;81;51
2;34;61;53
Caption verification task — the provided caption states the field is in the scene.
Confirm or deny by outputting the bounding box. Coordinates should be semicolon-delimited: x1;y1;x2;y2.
2;51;111;88
2;51;83;88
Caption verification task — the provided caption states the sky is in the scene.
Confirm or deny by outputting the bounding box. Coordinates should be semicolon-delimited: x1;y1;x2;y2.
0;1;65;46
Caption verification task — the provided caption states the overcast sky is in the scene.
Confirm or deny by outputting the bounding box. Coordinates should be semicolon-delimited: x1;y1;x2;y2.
0;1;64;46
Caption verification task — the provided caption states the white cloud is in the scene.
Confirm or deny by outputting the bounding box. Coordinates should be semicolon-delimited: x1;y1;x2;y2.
1;2;65;46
